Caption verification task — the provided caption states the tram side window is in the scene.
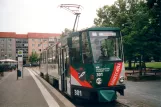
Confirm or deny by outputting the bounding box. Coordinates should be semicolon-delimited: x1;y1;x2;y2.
71;36;81;63
43;52;45;64
47;50;50;63
53;51;57;64
52;47;56;63
48;49;53;64
58;49;61;75
82;32;92;63
40;54;42;64
52;50;54;63
41;54;43;64
66;48;70;76
44;51;47;63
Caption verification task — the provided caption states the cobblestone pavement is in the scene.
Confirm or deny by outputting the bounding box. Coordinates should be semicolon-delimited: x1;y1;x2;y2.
0;69;48;107
118;80;161;107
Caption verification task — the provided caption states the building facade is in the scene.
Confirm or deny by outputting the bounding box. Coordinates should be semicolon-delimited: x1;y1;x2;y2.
15;34;28;64
28;33;60;57
0;32;61;63
0;32;16;60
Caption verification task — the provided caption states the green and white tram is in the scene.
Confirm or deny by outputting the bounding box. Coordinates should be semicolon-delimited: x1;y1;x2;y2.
40;27;126;102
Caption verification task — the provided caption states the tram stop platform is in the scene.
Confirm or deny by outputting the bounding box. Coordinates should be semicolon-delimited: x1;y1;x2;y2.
0;68;75;107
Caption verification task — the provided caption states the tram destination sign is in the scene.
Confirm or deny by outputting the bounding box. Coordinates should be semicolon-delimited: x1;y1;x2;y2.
91;31;116;37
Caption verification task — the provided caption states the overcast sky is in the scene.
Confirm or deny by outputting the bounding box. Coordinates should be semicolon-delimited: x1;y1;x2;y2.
0;0;116;34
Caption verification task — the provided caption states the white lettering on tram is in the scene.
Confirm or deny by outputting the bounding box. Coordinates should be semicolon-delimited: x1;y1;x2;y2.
110;63;121;86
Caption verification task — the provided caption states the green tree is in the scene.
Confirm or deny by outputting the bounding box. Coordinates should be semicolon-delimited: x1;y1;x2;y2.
29;52;39;63
61;28;72;38
94;0;161;75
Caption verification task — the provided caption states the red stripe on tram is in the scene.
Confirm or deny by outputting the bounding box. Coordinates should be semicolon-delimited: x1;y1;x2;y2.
108;62;122;86
70;66;92;88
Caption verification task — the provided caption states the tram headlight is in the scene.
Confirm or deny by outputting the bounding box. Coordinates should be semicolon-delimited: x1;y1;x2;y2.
96;78;102;85
119;76;124;83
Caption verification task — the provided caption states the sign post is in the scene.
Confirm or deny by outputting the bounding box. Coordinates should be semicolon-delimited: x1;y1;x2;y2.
17;50;23;80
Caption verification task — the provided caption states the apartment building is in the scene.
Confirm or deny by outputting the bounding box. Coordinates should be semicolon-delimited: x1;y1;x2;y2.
15;34;28;64
28;33;60;56
0;32;61;63
0;32;16;60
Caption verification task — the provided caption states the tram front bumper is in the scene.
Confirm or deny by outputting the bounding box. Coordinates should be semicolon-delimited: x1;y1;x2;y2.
97;85;125;102
71;85;125;102
98;90;116;102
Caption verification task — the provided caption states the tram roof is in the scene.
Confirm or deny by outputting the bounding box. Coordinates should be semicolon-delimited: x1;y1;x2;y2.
60;27;120;40
80;27;120;32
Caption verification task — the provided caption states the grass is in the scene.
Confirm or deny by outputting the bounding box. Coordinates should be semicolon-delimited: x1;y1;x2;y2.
125;62;161;68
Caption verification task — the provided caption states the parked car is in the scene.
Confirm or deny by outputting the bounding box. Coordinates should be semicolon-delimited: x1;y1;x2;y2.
23;64;31;67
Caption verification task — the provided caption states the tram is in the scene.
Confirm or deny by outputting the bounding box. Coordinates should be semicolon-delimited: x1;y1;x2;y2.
39;27;126;102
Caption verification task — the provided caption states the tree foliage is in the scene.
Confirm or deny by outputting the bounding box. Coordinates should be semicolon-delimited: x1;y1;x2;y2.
29;52;39;63
61;28;72;38
94;0;161;68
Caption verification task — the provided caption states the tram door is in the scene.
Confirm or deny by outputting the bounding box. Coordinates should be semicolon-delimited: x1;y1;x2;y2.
61;48;67;92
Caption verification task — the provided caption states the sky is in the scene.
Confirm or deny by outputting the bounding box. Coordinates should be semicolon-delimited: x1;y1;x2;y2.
0;0;116;34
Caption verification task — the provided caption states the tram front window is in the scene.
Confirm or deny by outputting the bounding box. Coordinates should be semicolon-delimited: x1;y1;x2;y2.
89;31;122;63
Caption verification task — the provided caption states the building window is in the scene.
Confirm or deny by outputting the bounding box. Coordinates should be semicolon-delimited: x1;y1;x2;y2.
37;39;41;42
43;39;48;42
1;49;4;52
32;44;35;47
1;39;4;42
8;38;11;41
32;39;35;41
38;44;41;47
8;44;11;47
24;44;28;47
9;54;12;57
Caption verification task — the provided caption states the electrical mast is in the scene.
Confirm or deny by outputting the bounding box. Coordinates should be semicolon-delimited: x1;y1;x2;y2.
59;4;83;32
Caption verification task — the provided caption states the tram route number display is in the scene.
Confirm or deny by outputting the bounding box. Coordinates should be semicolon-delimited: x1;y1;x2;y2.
74;89;82;96
96;73;103;77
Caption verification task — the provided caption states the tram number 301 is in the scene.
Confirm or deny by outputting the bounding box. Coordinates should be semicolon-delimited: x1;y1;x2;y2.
74;89;82;96
97;73;103;77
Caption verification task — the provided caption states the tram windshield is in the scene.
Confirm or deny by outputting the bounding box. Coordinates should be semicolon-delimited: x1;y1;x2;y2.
89;31;123;63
